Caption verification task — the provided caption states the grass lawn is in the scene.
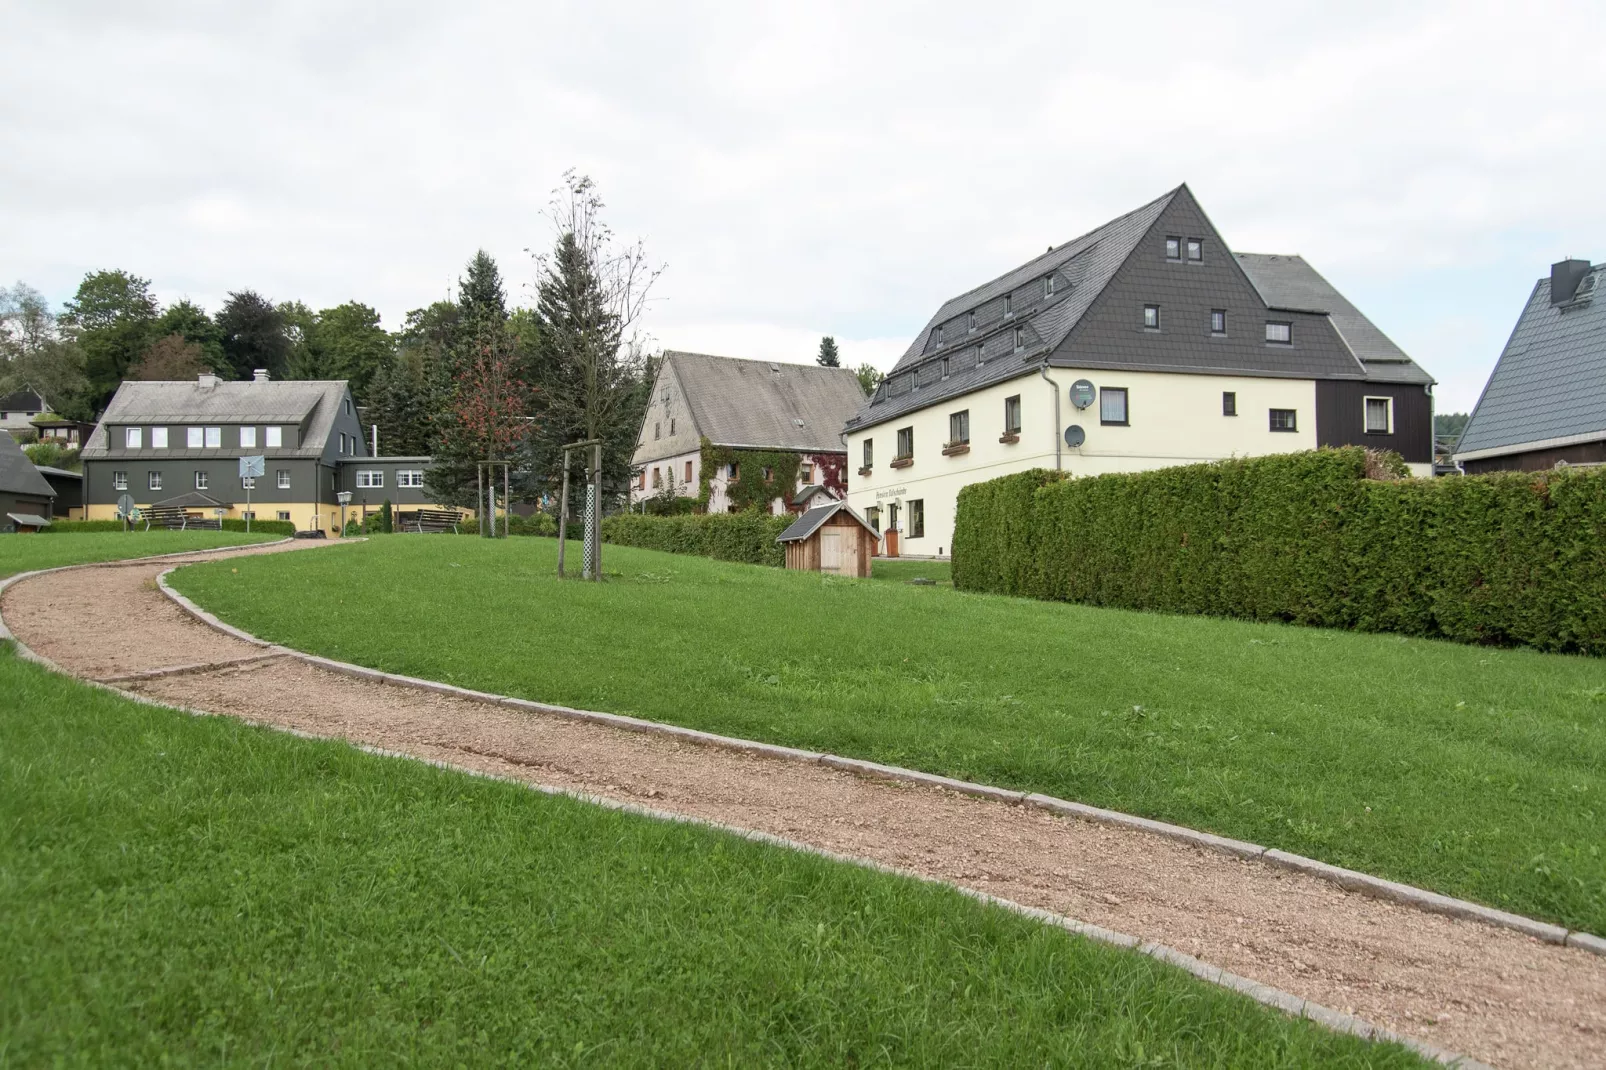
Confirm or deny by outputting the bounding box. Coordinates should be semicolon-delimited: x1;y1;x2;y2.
0;530;277;580
172;537;1606;935
871;557;952;585
0;646;1420;1067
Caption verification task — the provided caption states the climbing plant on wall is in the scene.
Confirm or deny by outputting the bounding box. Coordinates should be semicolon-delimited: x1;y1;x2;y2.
698;437;803;512
810;452;847;498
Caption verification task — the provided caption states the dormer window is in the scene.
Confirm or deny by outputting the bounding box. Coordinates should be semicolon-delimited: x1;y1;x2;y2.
967;311;976;332
1187;239;1202;262
1044;275;1056;297
1003;293;1013;317
1165;237;1182;260
936;324;945;346
124;427;142;449
1013;327;1025;352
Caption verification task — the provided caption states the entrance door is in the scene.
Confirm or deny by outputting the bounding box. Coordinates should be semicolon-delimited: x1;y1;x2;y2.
886;502;900;558
820;531;843;573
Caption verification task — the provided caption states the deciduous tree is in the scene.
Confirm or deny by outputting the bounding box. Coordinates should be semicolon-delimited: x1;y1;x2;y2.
58;270;158;404
153;299;225;371
129;334;210;381
1;283;92;420
855;362;883;395
216;290;289;380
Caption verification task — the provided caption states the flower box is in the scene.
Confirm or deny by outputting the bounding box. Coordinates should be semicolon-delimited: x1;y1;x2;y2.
889;456;914;469
998;432;1020;444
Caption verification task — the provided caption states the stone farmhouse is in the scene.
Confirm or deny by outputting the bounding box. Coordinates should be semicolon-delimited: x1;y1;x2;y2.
630;351;866;514
843;184;1435;556
1454;259;1605;473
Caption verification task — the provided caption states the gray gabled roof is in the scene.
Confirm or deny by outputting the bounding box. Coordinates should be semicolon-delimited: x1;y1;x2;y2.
0;430;55;500
665;352;865;453
0;389;46;412
776;500;877;543
82;378;350;460
1234;253;1433;385
1456;265;1606;460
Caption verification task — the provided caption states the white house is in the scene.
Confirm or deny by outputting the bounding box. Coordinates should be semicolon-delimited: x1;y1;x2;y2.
844;184;1435;556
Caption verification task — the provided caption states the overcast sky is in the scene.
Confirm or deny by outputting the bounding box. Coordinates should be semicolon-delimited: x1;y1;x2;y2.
5;1;1601;411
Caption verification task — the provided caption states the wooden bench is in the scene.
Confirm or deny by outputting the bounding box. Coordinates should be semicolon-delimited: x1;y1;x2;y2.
397;509;462;534
142;506;220;531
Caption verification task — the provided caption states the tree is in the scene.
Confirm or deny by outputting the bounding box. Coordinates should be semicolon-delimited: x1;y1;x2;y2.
216;290;289;380
306;301;393;397
368;346;439;457
153;299;225;371
527;172;661;506
817;335;840;367
426;320;537;511
129;334;210;380
457;249;509;333
58;270;158;404
1;283;92;421
855;362;883;395
279;300;320;379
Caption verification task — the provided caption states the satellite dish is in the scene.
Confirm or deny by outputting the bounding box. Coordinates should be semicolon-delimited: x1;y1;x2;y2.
1069;379;1096;409
1064;425;1086;448
116;493;135;519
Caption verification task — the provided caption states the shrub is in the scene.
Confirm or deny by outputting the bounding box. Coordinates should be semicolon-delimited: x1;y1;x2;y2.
601;512;790;566
44;518;295;536
952;447;1606;654
380;500;393;534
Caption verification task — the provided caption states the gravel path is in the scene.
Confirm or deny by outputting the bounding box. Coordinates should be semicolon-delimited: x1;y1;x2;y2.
5;548;1604;1070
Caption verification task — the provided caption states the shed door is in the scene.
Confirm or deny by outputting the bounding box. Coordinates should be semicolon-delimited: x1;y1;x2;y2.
820;531;843;573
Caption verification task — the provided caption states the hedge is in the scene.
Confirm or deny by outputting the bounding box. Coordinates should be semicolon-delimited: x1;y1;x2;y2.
601;512;790;567
43;519;296;536
951;447;1606;654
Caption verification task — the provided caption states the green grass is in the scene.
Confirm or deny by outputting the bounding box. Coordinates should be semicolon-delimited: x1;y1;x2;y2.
871;558;953;585
0;530;276;579
0;646;1421;1067
172;537;1606;935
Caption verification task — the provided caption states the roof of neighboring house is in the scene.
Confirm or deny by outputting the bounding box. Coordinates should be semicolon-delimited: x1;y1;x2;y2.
662;352;864;453
776;500;877;543
791;483;836;506
0;389;45;412
0;430;55;500
1456;264;1606;460
82;378;350;460
847;185;1429;432
35;466;82;480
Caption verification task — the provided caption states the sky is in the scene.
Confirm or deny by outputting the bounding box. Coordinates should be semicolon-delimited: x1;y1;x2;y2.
4;1;1602;413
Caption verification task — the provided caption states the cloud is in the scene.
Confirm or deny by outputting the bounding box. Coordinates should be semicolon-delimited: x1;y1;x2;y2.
5;0;1604;410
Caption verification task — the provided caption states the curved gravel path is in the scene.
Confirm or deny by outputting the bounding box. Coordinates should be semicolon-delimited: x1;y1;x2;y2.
5;546;1604;1070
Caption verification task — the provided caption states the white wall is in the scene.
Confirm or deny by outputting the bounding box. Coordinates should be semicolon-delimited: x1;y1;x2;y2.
846;367;1318;556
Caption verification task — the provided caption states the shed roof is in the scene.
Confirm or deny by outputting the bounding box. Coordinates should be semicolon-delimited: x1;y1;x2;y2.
0;429;55;499
661;352;865;453
6;513;51;528
1456;265;1606;460
777;500;877;543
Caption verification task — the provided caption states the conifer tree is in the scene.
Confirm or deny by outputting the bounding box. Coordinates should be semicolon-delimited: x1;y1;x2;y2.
817;335;840;367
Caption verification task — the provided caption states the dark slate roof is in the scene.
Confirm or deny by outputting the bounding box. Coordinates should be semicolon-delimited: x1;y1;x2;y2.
776;500;877;543
1456;265;1606;459
846;186;1427;433
82;378;349;460
1234;254;1432;385
791;483;835;506
0;389;46;412
0;430;55;499
34;466;82;480
6;513;51;528
666;352;865;452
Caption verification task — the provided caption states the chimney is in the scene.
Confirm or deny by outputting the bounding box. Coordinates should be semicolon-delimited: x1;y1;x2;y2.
197;372;220;389
1551;259;1590;305
252;369;271;383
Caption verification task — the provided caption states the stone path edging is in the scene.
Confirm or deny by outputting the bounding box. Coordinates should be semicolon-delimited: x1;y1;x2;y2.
0;599;1491;1070
152;564;1603;959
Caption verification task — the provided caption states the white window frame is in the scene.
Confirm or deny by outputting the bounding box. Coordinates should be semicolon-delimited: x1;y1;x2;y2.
204;426;221;448
276;469;291;490
195;471;209;490
151;427;168;449
1265;322;1292;345
356;470;384;489
1364;395;1394;435
113;471;128;491
188;427;204;448
241;476;256;490
148;471;162;491
1269;408;1299;433
1143;304;1161;330
125;427;142;449
397;470;424;488
275;511;291;522
240;426;257;448
266;425;282;448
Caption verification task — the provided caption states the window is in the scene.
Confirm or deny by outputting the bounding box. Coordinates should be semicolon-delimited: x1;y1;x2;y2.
204;427;221;448
865;506;881;533
151;427;168;448
195;471;209;490
1143;305;1161;330
908;499;925;539
1269;408;1298;432
727;462;739;480
1004;394;1022;435
684;460;693;483
1211;309;1227;334
896;426;913;459
654;422;661;440
1044;275;1056;297
1187;239;1202;262
113;471;128;491
935;324;945;346
188;427;203;448
940;357;950;379
266;426;282;448
400;470;424;488
125;427;142;449
277;469;291;489
240;426;256;448
949;409;970;445
241;476;256;490
670;418;676;435
1013;327;1025;352
967;310;976;332
801;462;812;483
652;468;662;489
1266;322;1292;344
1100;387;1129;426
241;511;255;522
344;398;352;415
1364;396;1394;434
276;511;291;522
862;439;873;469
356;470;383;488
1165;236;1182;260
1222;391;1237;417
637;470;646;490
148;471;162;491
1003;293;1013;317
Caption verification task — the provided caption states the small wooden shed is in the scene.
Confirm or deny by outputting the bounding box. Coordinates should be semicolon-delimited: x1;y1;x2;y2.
777;501;879;577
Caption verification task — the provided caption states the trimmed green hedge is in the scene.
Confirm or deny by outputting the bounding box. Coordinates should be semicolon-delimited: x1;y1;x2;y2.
43;519;295;536
952;447;1606;654
601;513;790;566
